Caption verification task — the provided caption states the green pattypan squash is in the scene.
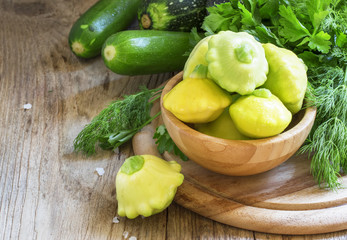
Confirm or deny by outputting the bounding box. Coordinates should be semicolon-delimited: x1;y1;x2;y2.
206;31;269;95
195;108;250;140
183;35;212;79
261;43;308;114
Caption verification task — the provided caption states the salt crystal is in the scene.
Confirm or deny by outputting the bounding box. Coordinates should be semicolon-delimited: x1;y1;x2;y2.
112;216;120;223
122;231;129;239
129;237;137;240
95;168;105;176
23;103;32;110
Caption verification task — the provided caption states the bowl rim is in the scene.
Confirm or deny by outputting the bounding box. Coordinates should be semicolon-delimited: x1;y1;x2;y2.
160;71;317;146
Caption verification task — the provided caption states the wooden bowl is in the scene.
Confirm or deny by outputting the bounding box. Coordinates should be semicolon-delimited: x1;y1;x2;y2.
160;72;316;176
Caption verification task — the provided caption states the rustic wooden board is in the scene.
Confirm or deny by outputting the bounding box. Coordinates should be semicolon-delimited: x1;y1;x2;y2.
133;94;347;236
2;0;347;239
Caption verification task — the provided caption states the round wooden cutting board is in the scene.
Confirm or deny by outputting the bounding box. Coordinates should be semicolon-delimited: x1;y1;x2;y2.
132;92;347;236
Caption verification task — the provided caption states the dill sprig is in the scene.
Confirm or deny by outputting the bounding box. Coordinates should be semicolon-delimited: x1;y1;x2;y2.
300;118;347;189
73;86;162;156
300;66;347;189
305;66;346;121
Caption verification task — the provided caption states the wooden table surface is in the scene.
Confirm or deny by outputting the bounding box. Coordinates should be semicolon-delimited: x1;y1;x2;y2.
1;0;346;239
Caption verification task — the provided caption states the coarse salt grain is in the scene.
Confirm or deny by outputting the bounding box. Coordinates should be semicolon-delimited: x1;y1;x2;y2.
23;103;32;109
129;237;137;240
112;216;120;223
122;231;129;239
95;168;105;176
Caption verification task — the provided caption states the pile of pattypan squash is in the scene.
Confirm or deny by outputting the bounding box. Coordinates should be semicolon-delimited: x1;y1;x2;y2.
164;30;308;139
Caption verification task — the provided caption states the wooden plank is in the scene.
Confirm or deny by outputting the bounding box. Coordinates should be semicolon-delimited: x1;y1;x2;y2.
0;4;169;239
166;203;255;240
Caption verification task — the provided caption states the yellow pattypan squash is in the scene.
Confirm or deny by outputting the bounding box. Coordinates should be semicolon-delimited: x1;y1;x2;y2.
116;155;184;219
229;88;292;138
163;65;232;123
195;107;250;140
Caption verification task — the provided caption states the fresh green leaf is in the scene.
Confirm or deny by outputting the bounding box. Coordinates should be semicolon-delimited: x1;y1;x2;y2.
202;2;242;33
238;1;257;27
308;30;332;53
336;30;347;48
298;51;320;67
153;125;188;161
278;5;311;42
184;28;204;56
156;125;166;135
258;0;279;19
306;0;331;31
202;13;232;32
253;24;284;46
227;15;242;32
174;145;189;161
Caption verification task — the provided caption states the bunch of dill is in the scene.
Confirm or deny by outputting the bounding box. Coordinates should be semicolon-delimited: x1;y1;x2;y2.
73;86;162;156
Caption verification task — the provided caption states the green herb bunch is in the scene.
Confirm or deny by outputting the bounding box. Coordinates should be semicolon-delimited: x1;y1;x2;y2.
197;0;347;189
73;86;162;156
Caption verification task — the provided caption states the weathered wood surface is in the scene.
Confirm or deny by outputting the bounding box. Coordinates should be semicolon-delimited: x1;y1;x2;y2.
0;0;346;239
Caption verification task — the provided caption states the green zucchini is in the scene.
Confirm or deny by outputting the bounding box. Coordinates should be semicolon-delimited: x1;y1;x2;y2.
68;0;141;58
138;0;207;31
102;30;192;75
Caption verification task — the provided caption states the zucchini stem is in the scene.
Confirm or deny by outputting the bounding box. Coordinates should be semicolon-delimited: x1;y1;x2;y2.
141;14;152;29
72;41;85;55
104;45;116;61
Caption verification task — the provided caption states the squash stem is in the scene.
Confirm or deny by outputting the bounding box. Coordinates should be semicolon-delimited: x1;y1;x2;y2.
189;64;208;79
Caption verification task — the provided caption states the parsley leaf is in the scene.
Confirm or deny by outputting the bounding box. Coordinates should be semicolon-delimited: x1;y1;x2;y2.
278;5;310;42
336;30;347;48
202;2;241;33
308;30;332;53
238;1;258;27
258;0;279;19
306;0;331;31
153;125;188;161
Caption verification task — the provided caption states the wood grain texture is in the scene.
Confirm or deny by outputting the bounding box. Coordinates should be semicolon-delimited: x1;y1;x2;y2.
0;0;346;239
